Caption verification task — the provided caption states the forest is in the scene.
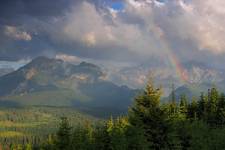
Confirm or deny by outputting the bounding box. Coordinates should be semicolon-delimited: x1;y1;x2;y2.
1;80;225;150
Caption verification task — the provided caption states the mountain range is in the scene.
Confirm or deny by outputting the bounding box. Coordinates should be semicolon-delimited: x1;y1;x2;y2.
0;56;138;116
0;56;225;116
109;61;225;99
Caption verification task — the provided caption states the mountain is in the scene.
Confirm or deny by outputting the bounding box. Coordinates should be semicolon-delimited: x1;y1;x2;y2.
165;62;225;101
0;68;14;77
0;56;138;116
2;56;223;113
165;81;225;103
108;60;225;97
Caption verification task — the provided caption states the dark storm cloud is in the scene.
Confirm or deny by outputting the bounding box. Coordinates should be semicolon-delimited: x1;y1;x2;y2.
0;0;80;60
0;0;75;21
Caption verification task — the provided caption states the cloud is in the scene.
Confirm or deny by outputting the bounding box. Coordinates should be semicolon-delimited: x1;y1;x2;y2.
1;0;225;68
4;25;32;41
51;1;167;62
155;0;225;54
1;0;225;89
0;58;31;70
0;0;76;21
55;54;81;64
190;0;225;53
54;0;225;63
82;32;97;47
61;2;117;47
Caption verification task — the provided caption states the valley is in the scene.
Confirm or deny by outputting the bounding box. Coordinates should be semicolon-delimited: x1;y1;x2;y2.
0;106;99;147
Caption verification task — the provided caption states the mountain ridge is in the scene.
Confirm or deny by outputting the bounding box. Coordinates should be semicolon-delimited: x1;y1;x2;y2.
0;56;138;116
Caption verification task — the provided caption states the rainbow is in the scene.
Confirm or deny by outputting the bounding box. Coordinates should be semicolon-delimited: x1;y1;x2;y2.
153;26;189;84
168;52;189;84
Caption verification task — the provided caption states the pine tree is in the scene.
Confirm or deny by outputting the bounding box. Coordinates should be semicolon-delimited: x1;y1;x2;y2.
176;121;191;150
207;87;219;125
55;117;72;150
72;125;90;150
93;123;111;150
197;92;207;120
209;87;219;113
129;79;170;150
216;93;225;126
107;117;129;150
171;84;176;104
187;97;198;120
179;94;188;117
168;84;178;116
106;116;114;136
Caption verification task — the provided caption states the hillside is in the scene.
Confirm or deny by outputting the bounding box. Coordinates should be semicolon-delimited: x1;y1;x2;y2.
0;56;138;116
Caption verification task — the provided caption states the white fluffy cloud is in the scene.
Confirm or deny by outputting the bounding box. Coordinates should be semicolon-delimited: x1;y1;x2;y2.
57;1;166;59
1;0;225;62
55;54;81;63
54;0;225;60
191;0;225;53
141;0;225;54
4;26;32;41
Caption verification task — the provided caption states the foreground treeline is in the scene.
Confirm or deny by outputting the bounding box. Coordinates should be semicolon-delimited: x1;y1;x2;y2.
41;81;225;150
0;107;98;150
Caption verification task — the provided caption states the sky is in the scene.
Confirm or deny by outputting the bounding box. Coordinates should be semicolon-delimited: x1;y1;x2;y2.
1;0;225;88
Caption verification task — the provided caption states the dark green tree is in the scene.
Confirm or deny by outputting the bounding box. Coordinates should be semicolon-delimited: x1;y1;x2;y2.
55;117;72;150
129;80;170;150
171;84;176;104
197;92;207;120
187;98;198;121
106;117;129;150
216;93;225;126
168;84;178;116
93;123;111;150
72;124;92;150
179;94;188;116
207;87;219;125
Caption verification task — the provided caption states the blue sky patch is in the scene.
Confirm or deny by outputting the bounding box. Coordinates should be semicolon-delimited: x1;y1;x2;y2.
110;1;124;11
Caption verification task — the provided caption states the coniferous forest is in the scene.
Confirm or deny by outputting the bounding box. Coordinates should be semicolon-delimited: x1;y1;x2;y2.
1;80;224;149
